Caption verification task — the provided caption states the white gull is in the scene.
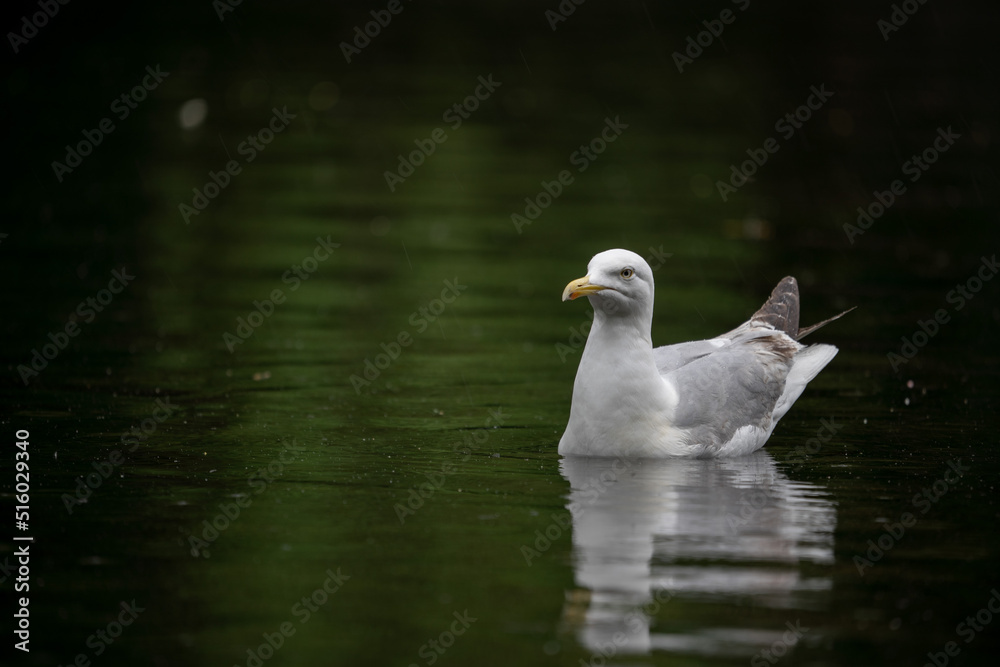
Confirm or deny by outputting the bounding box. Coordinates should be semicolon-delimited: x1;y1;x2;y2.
559;249;850;458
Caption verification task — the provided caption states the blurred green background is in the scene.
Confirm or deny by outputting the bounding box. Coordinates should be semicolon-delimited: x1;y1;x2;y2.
3;1;1000;666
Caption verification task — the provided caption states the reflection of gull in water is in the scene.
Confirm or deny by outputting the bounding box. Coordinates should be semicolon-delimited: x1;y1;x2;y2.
559;451;836;658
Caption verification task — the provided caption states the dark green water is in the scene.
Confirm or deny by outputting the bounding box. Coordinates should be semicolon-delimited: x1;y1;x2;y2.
4;2;1000;666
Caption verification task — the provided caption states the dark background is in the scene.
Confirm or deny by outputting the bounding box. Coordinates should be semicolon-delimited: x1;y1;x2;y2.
3;1;1000;666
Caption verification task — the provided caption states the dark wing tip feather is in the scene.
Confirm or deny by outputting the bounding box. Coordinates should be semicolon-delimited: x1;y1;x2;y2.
750;276;801;337
795;306;856;340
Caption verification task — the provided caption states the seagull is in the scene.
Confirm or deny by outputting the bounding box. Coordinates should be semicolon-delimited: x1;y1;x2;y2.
559;249;851;458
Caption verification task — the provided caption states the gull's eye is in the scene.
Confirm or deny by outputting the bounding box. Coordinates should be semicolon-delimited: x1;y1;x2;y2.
620;268;634;280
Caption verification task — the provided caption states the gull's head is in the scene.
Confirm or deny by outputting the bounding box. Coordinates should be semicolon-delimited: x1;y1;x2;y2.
561;249;654;318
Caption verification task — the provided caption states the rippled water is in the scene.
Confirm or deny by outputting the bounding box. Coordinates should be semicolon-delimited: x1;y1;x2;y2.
5;2;1000;666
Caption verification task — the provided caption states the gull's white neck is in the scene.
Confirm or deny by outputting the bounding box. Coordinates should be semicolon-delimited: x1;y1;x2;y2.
559;296;685;456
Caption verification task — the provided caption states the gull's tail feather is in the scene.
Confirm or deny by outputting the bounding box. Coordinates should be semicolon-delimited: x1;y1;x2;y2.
771;343;840;423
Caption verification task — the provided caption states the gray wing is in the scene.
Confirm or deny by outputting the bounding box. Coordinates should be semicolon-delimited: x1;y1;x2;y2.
652;340;726;374
653;330;798;453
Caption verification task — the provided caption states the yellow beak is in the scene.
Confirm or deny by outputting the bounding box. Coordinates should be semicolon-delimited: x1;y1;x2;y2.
562;275;608;301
